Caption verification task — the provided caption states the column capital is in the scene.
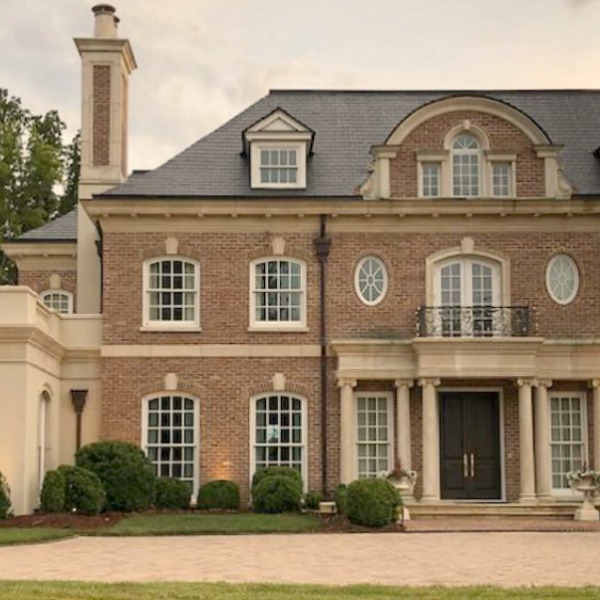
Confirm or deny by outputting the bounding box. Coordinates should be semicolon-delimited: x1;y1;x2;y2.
394;379;414;389
418;378;440;388
538;379;553;389
590;379;600;389
517;377;538;388
337;378;357;389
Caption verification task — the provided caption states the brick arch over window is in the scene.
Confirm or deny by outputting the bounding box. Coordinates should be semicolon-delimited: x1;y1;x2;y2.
386;96;551;146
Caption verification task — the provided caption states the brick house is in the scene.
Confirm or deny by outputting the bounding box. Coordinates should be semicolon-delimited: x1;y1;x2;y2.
2;5;600;515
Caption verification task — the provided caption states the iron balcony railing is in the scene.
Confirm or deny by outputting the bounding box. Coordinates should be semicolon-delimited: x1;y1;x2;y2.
416;306;533;338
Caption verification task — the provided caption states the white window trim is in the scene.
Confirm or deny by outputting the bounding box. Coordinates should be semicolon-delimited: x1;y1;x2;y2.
248;256;307;331
353;391;394;480
549;391;588;497
354;256;389;306
417;155;444;198
249;393;308;492
41;289;73;314
250;142;307;189
488;156;517;198
142;256;201;331
546;254;580;306
141;393;201;498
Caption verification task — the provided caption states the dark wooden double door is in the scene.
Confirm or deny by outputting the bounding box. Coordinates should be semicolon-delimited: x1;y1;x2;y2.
440;392;501;500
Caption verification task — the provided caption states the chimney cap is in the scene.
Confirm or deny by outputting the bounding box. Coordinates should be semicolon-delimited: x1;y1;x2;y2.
92;4;116;15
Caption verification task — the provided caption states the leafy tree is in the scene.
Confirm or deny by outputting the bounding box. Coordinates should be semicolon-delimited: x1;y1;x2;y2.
0;88;79;284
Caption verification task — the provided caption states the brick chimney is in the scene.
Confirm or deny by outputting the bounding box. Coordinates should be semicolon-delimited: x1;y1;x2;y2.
74;5;137;313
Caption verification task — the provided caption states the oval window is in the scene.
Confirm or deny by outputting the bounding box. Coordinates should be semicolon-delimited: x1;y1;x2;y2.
355;256;388;306
546;254;579;305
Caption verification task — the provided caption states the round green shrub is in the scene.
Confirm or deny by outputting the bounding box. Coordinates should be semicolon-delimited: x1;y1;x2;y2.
154;477;191;510
40;469;66;513
58;465;105;515
252;474;302;513
0;471;11;519
75;441;156;512
303;490;323;510
334;484;347;516
251;466;302;493
197;480;240;510
346;478;401;528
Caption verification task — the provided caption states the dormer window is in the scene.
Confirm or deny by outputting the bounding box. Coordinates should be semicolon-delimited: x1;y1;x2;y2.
244;108;313;190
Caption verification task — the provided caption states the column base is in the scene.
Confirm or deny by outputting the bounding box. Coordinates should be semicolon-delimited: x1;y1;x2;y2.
536;494;554;503
518;494;537;504
419;495;441;504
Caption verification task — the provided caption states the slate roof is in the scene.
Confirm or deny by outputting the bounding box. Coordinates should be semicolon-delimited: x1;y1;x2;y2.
16;208;78;242
100;89;600;199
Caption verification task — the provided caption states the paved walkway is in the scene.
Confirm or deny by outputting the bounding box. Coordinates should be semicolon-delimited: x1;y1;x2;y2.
1;531;600;587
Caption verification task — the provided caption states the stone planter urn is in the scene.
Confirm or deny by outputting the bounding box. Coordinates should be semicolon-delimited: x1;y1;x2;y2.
386;461;418;522
567;469;600;522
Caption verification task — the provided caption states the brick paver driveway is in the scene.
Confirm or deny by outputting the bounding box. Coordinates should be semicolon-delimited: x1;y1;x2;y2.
0;532;599;586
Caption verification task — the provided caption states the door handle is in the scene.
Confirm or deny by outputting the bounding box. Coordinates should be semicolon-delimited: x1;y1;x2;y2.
470;453;475;479
463;454;468;478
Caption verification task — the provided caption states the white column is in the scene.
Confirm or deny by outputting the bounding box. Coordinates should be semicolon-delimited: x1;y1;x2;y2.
419;378;441;503
535;380;552;501
338;378;357;485
592;380;600;471
518;378;537;503
394;380;413;473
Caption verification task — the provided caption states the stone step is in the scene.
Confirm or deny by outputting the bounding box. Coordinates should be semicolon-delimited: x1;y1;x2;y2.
406;502;580;519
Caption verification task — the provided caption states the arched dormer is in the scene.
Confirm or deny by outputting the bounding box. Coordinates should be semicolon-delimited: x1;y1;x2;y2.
362;95;570;200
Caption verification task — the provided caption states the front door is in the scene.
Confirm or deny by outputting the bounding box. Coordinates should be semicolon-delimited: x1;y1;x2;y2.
440;392;501;500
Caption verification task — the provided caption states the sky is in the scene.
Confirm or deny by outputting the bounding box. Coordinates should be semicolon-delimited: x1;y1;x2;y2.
3;0;600;171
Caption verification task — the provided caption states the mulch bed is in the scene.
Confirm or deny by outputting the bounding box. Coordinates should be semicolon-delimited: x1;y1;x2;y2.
0;512;125;530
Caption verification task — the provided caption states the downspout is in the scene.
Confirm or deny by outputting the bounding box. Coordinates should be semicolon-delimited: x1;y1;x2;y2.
314;215;331;495
94;221;104;313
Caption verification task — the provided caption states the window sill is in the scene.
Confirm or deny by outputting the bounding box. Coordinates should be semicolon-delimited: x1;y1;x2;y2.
140;325;202;333
247;326;309;333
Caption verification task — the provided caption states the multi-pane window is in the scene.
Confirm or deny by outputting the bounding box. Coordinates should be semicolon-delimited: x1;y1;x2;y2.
356;395;391;478
452;134;480;197
253;394;304;477
550;394;586;490
546;254;579;305
260;148;298;185
492;162;512;197
145;258;198;326
41;291;72;314
252;259;304;326
144;395;198;493
422;162;441;197
355;256;388;306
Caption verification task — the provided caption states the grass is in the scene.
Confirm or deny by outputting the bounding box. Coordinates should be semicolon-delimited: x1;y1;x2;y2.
100;512;321;536
0;582;599;600
0;528;73;546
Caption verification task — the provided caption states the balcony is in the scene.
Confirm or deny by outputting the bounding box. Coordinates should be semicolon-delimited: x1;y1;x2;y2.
417;306;533;338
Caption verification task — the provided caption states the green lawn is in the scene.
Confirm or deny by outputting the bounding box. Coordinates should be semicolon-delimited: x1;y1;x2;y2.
0;582;598;600
0;528;73;546
100;512;321;536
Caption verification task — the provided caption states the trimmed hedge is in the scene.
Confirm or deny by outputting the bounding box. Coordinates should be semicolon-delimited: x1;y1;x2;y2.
252;475;302;513
76;441;156;512
58;466;105;515
155;477;191;510
197;480;240;510
346;478;401;528
251;466;302;493
334;484;347;516
40;469;66;513
0;471;11;519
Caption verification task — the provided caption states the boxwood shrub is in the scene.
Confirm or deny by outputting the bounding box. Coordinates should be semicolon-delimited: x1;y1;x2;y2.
40;469;66;513
346;478;401;528
334;484;348;517
154;477;191;510
252;474;302;513
76;441;156;512
197;480;240;510
303;490;323;510
58;465;105;515
0;471;11;519
251;466;302;493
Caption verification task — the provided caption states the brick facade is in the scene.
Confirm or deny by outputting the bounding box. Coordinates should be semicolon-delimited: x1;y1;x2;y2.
93;65;111;166
18;269;77;310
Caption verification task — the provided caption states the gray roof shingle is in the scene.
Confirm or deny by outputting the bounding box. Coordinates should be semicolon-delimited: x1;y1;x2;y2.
101;90;600;199
16;208;78;242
